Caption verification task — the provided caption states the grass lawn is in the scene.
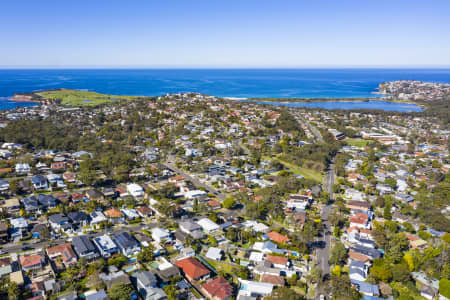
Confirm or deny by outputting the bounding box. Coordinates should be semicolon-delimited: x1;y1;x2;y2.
204;258;235;274
36;88;148;106
267;156;323;182
344;138;372;147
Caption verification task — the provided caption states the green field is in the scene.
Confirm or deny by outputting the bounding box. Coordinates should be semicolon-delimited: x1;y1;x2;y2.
344;138;372;147
265;156;324;182
36;89;147;106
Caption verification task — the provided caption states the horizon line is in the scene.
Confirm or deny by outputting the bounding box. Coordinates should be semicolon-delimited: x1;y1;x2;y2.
1;65;450;70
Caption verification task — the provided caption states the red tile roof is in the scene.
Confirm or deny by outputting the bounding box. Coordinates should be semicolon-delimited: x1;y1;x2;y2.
136;206;151;215
105;208;123;218
266;231;290;243
261;274;285;286
46;243;77;265
202;277;233;300
348;250;370;263
175;257;210;280
19;254;43;268
208;200;221;208
266;255;288;266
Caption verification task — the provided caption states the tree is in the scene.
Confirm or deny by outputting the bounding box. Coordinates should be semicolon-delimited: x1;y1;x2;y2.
384;202;392;220
440;278;450;299
0;277;20;300
108;282;134;300
442;233;450;244
78;158;97;186
384;177;397;189
392;263;411;282
329;275;360;300
403;253;415;271
388;233;410;263
370;265;392;282
308;267;322;283
222;197;236;209
330;242;347;266
332;265;342;277
266;287;303;300
137;245;155;264
163;284;177;300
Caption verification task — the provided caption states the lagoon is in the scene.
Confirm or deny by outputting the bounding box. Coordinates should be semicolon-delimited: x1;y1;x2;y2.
244;100;423;112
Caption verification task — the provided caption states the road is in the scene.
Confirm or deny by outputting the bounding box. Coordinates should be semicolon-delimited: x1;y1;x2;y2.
299;115;324;143
161;162;227;201
315;159;335;299
1;222;159;254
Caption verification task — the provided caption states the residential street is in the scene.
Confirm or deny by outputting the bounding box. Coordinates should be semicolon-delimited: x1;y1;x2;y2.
161;162;227;200
299;115;324;143
315;159;335;299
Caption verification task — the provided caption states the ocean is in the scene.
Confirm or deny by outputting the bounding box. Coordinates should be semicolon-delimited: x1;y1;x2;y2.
0;68;449;111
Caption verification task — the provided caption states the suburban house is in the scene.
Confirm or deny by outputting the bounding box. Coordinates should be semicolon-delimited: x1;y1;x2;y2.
89;211;107;226
179;220;205;239
93;234;119;258
347;200;371;212
15;163;31;174
9;217;28;241
85;189;105;203
265;231;291;244
19;254;45;271
105;208;124;223
31;175;49;190
237;280;273;299
48;214;71;233
266;255;289;269
205;247;222;261
175;257;210;281
197;218;220;234
72;235;99;260
134;270;165;299
349;260;368;281
112;232;141;257
68;211;89;227
126;183;145;199
202;277;233;300
2;198;21;215
136;206;152;218
152;227;171;244
46;243;78;267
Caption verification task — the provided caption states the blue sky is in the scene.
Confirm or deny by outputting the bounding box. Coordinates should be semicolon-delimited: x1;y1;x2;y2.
1;0;449;68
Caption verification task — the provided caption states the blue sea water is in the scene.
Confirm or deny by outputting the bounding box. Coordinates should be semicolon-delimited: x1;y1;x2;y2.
0;68;449;111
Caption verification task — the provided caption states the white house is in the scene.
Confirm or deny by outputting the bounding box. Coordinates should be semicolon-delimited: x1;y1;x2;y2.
90;211;107;226
237;280;273;298
152;228;171;244
0;180;9;192
205;247;222;261
184;190;207;200
15;163;30;174
249;252;264;263
197;218;220;234
127;183;145;199
121;208;140;220
93;234;119;258
349;260;368;282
